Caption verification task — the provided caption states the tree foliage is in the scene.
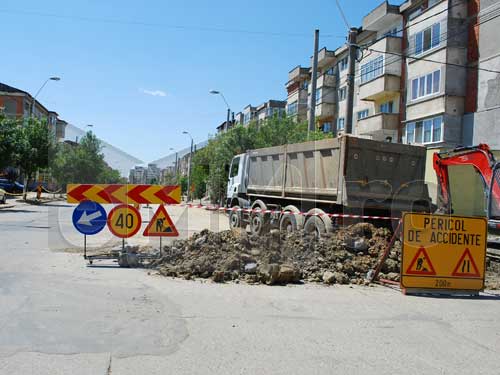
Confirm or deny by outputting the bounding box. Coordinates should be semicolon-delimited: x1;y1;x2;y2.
0;115;23;170
191;116;330;202
50;132;123;185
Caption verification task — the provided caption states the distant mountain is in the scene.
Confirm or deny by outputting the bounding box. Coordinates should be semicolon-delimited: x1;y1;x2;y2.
150;140;208;169
64;124;143;178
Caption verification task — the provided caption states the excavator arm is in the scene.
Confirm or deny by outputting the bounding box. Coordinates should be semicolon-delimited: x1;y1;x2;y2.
433;144;500;237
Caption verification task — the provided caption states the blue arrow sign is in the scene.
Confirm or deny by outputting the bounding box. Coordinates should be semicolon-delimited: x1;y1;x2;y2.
72;200;107;235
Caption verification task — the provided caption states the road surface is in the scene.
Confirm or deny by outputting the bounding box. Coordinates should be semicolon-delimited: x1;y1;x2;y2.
0;201;499;374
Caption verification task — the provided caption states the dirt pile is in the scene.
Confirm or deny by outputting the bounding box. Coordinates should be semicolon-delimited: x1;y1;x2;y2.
149;223;401;285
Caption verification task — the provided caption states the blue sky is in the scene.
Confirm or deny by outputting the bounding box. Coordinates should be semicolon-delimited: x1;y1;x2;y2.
2;0;403;162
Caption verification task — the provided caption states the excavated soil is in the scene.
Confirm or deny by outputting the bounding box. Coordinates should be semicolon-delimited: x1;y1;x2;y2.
149;223;401;285
147;223;500;288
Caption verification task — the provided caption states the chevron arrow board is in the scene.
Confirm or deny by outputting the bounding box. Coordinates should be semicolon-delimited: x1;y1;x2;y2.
67;184;181;205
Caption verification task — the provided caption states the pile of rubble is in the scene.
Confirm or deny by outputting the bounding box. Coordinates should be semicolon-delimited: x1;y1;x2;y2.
148;223;401;285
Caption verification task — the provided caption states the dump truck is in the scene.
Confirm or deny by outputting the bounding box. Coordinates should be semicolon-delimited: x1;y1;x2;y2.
225;135;432;236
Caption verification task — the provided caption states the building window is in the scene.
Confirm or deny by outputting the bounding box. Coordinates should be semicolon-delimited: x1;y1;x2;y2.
357;109;369;120
411;69;441;100
315;88;322;103
322;122;332;132
380;101;394;113
338;86;347;101
287;101;298;115
301;80;309;90
403;115;443;145
414;22;441;55
338;57;348;72
244;112;251;124
337;117;345;131
360;55;384;83
325;67;335;76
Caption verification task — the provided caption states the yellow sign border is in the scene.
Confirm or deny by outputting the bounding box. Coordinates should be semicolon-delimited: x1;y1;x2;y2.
401;212;488;291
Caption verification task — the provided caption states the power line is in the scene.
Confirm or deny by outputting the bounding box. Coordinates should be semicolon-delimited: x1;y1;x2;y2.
360;0;467;49
354;7;500;79
366;47;500;74
0;8;345;39
335;0;351;31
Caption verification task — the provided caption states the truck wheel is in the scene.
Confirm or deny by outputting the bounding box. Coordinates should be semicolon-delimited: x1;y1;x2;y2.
229;206;243;228
250;200;270;235
279;206;304;233
250;211;269;235
304;209;333;237
304;216;326;237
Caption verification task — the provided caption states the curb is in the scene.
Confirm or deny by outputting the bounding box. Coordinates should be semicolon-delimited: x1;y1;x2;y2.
0;203;15;210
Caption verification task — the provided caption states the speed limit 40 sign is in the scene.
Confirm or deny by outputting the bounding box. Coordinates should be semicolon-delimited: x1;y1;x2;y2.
107;204;142;238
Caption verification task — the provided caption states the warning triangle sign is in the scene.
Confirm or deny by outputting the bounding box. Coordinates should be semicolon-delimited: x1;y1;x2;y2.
143;205;179;237
452;248;480;278
406;246;437;275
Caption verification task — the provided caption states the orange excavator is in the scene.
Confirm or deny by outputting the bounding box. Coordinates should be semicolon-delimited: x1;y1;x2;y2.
433;144;500;244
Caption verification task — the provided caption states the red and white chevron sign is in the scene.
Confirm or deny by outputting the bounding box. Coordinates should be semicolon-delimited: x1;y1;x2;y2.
67;184;181;205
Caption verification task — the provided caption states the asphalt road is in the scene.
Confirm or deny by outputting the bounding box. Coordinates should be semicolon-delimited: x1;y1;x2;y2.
1;201;500;375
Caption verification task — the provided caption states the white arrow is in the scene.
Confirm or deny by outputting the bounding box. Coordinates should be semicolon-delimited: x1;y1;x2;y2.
77;211;103;226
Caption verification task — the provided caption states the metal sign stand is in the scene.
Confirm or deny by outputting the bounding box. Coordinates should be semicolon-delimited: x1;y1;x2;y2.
160;237;162;257
84;234;87;259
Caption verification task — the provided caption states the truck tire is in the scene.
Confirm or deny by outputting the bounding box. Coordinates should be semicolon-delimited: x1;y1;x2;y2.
279;205;304;233
228;206;244;228
304;209;333;237
250;200;270;235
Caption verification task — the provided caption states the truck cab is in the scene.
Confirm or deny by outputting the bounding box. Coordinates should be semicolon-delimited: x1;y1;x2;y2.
226;153;248;207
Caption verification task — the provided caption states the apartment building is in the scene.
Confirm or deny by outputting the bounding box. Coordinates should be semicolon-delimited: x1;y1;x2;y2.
399;0;469;147
355;2;403;142
465;0;500;149
308;48;337;132
256;100;286;123
285;66;310;122
0;82;67;140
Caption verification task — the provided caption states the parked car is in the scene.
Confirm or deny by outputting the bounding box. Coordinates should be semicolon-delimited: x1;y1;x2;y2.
0;178;24;193
0;188;6;204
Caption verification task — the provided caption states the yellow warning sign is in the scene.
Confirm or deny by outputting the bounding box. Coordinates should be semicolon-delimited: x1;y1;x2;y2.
143;205;179;237
401;213;487;291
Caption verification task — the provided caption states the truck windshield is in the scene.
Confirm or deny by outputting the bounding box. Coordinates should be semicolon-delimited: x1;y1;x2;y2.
491;165;500;219
230;157;240;178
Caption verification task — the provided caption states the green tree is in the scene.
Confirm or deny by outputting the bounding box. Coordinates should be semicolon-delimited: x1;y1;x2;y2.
50;132;123;186
0;114;23;171
17;118;55;199
190;116;330;203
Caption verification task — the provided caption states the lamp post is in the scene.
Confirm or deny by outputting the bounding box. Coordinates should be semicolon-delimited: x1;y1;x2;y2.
182;131;194;202
209;90;231;131
169;147;178;184
30;77;61;117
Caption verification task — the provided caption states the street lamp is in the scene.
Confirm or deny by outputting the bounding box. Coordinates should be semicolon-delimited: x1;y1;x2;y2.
30;76;61;117
169;147;179;183
182;131;194;202
209;89;231;131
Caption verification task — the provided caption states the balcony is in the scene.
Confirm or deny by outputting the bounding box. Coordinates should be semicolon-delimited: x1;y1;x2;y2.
317;73;336;88
362;2;401;31
357;113;399;136
315;102;335;119
359;74;400;101
311;48;335;70
288;65;310;83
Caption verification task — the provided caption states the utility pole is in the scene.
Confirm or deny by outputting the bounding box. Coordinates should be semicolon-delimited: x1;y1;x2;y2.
187;138;193;202
308;29;320;134
174;152;178;183
226;108;231;131
345;27;358;134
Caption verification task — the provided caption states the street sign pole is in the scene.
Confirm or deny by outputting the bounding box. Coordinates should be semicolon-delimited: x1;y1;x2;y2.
84;234;87;259
160;237;162;257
